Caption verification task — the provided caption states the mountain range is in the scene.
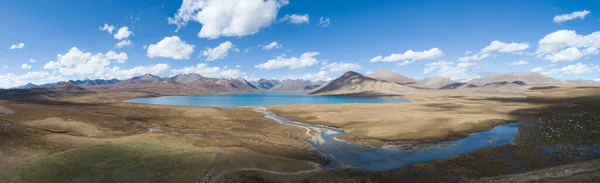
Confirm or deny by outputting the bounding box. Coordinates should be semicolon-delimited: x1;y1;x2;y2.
14;74;324;93
11;69;599;96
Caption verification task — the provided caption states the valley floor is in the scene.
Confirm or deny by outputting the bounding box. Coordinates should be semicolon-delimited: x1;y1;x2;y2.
1;85;599;182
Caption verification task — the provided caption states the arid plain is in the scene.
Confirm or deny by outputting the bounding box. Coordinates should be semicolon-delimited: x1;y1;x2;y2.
1;71;600;183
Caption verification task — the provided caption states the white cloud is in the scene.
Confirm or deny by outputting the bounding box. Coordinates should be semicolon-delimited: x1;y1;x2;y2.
507;60;529;66
458;53;491;62
108;64;171;79
171;63;245;78
544;47;583;62
279;14;309;24
424;61;477;81
531;67;544;73
543;47;598;62
115;40;132;48
168;0;289;39
21;64;32;69
42;47;128;77
583;47;599;55
300;71;331;81
10;43;25;49
481;40;529;53
113;26;132;40
147;36;195;59
370;48;444;62
235;64;241;68
553;10;591;23
397;60;414;66
460;40;529;62
559;62;593;74
255;52;320;69
261;41;282;50
318;17;331;27
29;58;37;63
539;63;594;76
2;65;7;69
321;62;361;72
0;72;65;89
202;41;235;61
537;30;600;55
99;23;115;34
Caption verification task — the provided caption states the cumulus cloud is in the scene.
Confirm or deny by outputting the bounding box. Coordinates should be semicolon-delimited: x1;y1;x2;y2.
559;62;594;74
424;61;478;81
147;36;195;59
279;14;309;24
171;63;245;78
300;71;331;81
370;48;444;63
202;41;235;61
537;30;600;56
531;67;544;73
255;52;320;70
29;58;37;63
553;10;591;23
99;23;115;34
318;17;331;27
115;40;132;48
168;0;289;39
538;63;595;76
321;62;361;72
543;47;598;62
21;64;32;69
481;40;530;53
108;64;171;79
10;43;25;49
113;26;133;40
507;60;529;66
261;41;282;50
458;53;491;62
460;40;529;62
42;47;129;77
0;72;65;89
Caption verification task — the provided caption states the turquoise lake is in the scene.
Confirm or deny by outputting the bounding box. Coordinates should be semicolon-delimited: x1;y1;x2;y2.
126;92;410;107
126;92;519;171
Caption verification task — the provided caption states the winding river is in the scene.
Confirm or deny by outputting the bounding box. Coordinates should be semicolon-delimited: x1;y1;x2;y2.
127;92;519;171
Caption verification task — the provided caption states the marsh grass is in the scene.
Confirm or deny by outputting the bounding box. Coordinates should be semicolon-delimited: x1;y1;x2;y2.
5;143;216;183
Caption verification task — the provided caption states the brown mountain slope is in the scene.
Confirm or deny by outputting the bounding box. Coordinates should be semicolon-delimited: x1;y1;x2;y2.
310;71;416;96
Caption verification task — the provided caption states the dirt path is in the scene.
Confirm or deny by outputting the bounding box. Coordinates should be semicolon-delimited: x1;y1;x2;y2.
199;154;323;183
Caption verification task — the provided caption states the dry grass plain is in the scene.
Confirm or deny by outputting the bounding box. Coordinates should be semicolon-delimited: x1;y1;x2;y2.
268;90;538;147
0;98;320;183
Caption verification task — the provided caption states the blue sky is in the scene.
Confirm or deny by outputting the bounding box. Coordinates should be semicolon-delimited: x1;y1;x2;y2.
1;0;599;88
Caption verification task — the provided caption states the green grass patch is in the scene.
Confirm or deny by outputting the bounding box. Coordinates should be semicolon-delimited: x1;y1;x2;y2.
4;143;216;183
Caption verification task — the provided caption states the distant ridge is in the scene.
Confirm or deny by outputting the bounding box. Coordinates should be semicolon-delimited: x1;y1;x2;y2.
251;79;281;90
367;69;432;89
421;77;455;89
271;79;323;92
468;72;564;85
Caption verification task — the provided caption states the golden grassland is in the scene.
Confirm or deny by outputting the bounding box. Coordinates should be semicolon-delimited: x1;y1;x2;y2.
0;85;599;182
